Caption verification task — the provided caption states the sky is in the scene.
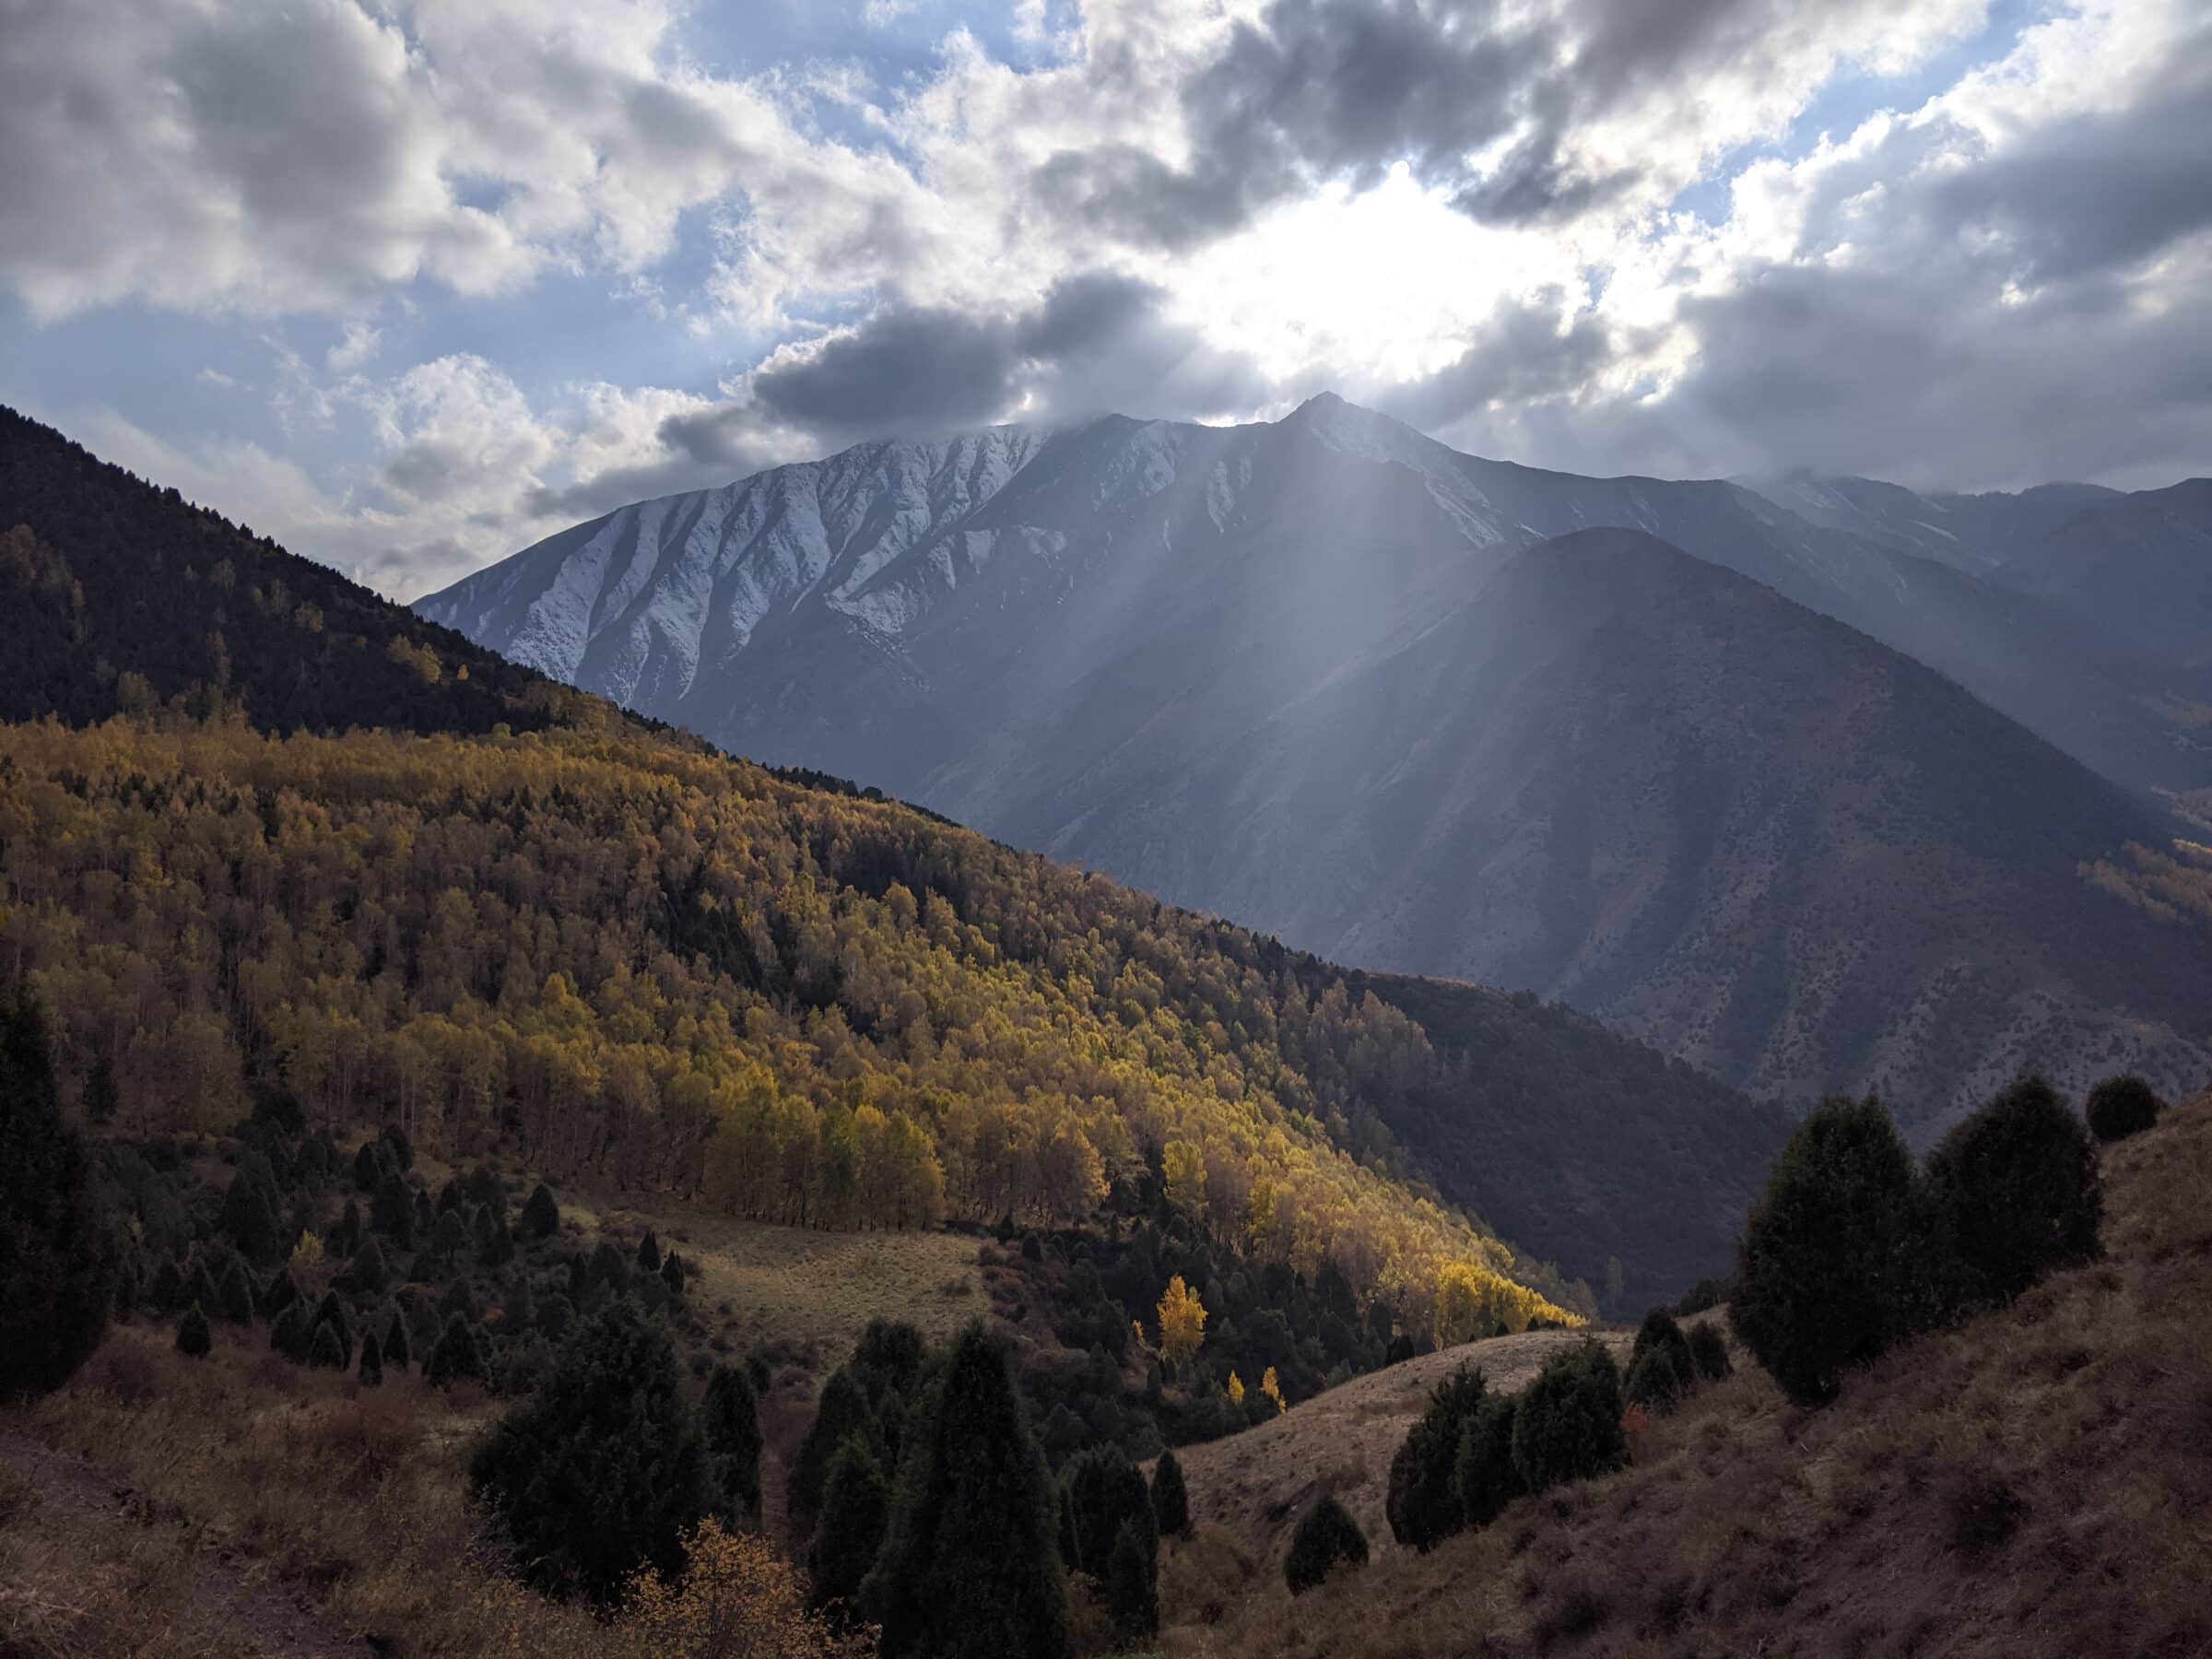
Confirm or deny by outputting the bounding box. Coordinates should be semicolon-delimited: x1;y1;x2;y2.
2;0;2207;601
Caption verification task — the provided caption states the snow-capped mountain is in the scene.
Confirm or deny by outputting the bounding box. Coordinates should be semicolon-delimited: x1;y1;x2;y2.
418;396;2212;1123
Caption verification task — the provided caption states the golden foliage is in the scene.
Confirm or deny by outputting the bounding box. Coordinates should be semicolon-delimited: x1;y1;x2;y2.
1261;1366;1286;1415
0;714;1576;1326
614;1520;873;1659
1160;1275;1209;1369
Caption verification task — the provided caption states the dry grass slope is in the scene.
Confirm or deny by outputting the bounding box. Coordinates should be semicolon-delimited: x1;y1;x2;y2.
1168;1090;2212;1657
1168;1329;1636;1569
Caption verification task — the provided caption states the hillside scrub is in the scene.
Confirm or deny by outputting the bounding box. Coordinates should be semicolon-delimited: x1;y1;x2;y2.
1167;1090;2212;1657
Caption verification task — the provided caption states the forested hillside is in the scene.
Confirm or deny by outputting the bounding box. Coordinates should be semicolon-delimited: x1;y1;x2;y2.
0;404;1785;1308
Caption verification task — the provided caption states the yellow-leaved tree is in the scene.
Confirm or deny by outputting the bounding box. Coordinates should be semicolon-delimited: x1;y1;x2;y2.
1157;1274;1207;1370
1261;1366;1286;1415
1227;1371;1245;1407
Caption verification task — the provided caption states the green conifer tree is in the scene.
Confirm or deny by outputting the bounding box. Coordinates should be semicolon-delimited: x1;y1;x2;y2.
1150;1448;1192;1540
309;1319;346;1370
217;1253;258;1324
382;1308;412;1371
467;1301;709;1606
808;1440;890;1621
176;1301;213;1359
1283;1496;1367;1595
1730;1093;1932;1405
426;1312;488;1389
1928;1073;2102;1307
637;1230;661;1274
1452;1394;1524;1528
868;1324;1071;1659
0;982;124;1406
790;1369;875;1538
1512;1342;1628;1494
702;1363;764;1526
521;1182;560;1241
359;1332;384;1387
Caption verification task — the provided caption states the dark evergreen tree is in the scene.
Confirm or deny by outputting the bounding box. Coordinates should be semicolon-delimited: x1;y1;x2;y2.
217;1253;258;1324
0;980;124;1402
1103;1517;1159;1641
850;1319;926;1404
1386;1364;1488;1550
1150;1448;1192;1540
371;1173;416;1248
426;1312;488;1389
330;1197;363;1256
1060;1445;1157;1643
340;1239;388;1296
637;1230;661;1274
219;1171;280;1265
1928;1074;2102;1308
1688;1323;1731;1382
701;1363;764;1526
437;1178;465;1217
260;1265;300;1320
382;1309;412;1371
521;1182;560;1240
1730;1093;1932;1405
311;1289;355;1370
790;1370;875;1537
1452;1393;1523;1528
659;1252;683;1295
309;1319;346;1370
148;1254;186;1315
2086;1074;2164;1144
432;1207;471;1257
588;1241;629;1295
467;1301;709;1606
176;1301;212;1359
378;1123;413;1173
1624;1306;1697;1412
82;1053;118;1125
185;1259;221;1324
808;1440;890;1620
868;1324;1071;1659
353;1140;384;1194
1512;1342;1628;1494
271;1298;315;1362
359;1332;384;1387
1283;1496;1367;1595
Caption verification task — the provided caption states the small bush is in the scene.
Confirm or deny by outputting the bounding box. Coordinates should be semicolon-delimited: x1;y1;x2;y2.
1151;1447;1192;1539
1625;1309;1696;1411
1512;1342;1627;1494
1386;1363;1488;1550
1944;1469;2028;1558
1731;1094;1932;1405
1453;1393;1524;1528
1928;1074;2101;1308
1284;1495;1367;1595
520;1182;560;1240
175;1302;212;1359
426;1312;487;1389
2085;1074;2163;1144
1687;1323;1731;1382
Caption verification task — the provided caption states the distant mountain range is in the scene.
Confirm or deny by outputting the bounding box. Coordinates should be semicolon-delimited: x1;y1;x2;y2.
418;395;2212;1125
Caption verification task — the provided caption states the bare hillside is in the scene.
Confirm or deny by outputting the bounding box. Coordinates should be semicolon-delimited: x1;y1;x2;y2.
1168;1327;1637;1567
1167;1090;2212;1657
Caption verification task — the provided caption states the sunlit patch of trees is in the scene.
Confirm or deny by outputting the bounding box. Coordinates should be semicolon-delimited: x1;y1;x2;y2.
0;712;1577;1335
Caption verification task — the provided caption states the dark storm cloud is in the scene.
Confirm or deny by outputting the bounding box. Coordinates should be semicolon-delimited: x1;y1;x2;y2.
1032;0;1926;248
1377;296;1618;429
659;273;1272;477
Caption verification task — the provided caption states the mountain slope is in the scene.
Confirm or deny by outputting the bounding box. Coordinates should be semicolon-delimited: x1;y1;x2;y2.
421;400;2212;1122
1180;1088;2212;1658
0;401;1793;1306
982;527;2212;1124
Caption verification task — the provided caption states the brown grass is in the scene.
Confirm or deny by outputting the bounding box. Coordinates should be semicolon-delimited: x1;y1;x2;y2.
1170;1090;2212;1657
1162;1328;1636;1570
0;1324;601;1656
